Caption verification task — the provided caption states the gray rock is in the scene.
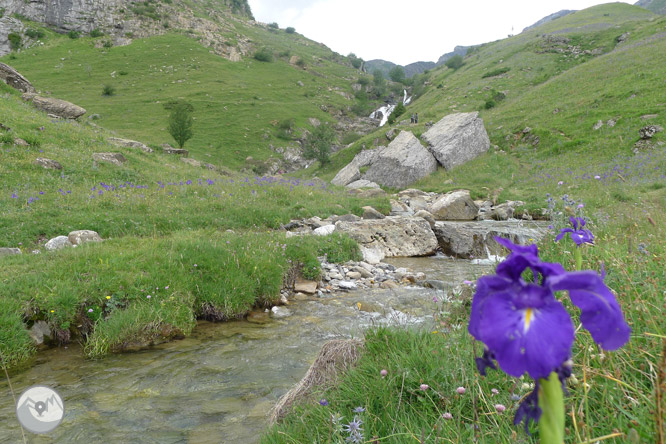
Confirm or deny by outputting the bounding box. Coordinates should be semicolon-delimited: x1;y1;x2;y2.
338;281;357;290
163;146;189;156
363;131;438;188
362;206;385;220
593;120;604;130
422;112;490;169
335;217;438;257
294;279;318;294
414;210;436;228
389;199;414;217
427;190;479;221
314;225;336;236
433;220;549;259
0;62;35;93
68;230;102;246
34;158;63;170
45;236;73;251
346;271;362;280
329;214;362;223
360;246;385;264
355;188;387;198
331;163;361;186
13;138;29;147
398;188;430;198
271;306;292;318
385;128;397;141
93;152;126;166
0;247;21;256
108;137;153;153
28;321;52;346
23;94;86;119
346;179;380;189
639;125;663;139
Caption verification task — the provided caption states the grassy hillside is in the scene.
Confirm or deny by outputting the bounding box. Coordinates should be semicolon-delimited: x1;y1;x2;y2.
0;86;388;369
1;21;369;170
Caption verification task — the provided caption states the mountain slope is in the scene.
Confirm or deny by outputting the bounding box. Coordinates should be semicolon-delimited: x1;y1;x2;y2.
635;0;666;14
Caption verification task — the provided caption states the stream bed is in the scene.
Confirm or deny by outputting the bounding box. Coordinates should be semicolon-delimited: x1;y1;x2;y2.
0;256;492;443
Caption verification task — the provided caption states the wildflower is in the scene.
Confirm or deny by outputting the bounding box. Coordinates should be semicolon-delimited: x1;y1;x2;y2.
577;203;584;209
557;181;563;186
433;295;438;303
105;296;111;300
88;308;93;313
165;285;169;289
147;295;151;299
469;237;630;432
319;399;329;406
555;216;594;246
380;369;388;378
442;412;453;420
353;406;365;413
420;384;429;391
456;386;466;394
343;416;363;434
495;404;507;413
491;388;499;395
594;175;601;180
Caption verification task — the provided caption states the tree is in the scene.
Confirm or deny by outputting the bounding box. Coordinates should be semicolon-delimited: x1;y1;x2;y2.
285;27;296;34
168;103;193;148
303;124;335;166
387;102;406;125
445;55;464;70
389;65;406;84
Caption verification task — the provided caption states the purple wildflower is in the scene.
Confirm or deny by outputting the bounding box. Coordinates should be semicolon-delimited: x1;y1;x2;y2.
319;399;328;406
555;217;594;246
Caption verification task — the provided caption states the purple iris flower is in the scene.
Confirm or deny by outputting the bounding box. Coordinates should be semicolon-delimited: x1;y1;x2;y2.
555;217;594;246
469;237;630;430
469;237;629;380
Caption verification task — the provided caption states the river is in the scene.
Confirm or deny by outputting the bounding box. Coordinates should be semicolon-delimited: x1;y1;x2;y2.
0;256;492;443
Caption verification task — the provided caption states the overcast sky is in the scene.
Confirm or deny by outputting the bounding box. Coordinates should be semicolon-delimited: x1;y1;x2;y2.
247;1;634;65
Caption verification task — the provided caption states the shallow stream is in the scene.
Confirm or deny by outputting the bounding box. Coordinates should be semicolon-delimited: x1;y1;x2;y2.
0;256;492;443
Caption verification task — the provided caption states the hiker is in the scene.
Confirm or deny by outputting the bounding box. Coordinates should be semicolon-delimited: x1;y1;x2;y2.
410;113;415;124
415;113;419;124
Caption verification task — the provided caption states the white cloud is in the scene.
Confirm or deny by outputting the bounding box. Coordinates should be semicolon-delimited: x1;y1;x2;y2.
248;1;634;65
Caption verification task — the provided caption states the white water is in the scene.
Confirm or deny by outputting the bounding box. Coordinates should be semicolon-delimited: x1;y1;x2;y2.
369;89;412;127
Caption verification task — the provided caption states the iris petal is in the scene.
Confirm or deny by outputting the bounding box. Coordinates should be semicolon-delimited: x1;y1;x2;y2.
550;271;631;350
473;291;574;379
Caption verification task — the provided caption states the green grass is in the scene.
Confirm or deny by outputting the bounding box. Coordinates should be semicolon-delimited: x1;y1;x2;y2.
1;29;373;170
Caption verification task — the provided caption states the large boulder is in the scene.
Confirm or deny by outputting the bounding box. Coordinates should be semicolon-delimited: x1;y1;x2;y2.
433;220;549;259
346;179;380;190
34;158;63;170
68;230;103;246
331;163;361;186
427;190;479;220
362;131;438;188
0;62;35;93
422;112;490;169
335;217;438;257
0;247;22;257
23;94;86;119
45;236;73;251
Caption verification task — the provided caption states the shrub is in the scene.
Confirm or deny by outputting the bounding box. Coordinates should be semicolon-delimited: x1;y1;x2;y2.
25;29;45;39
387;102;406;125
162;100;194;112
268;22;279;29
295;58;306;68
103;40;113;48
303;124;335;166
341;132;362;145
484;99;496;109
482;66;511;78
90;28;104;38
445;54;464;70
118;70;129;76
253;47;273;62
8;32;21;50
102;85;115;96
285;27;295;34
357;76;370;86
167;102;194;148
276;118;294;140
67;30;80;39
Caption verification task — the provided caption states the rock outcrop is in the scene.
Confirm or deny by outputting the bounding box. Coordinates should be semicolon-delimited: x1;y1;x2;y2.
0;62;35;93
68;230;103;246
335;217;438;257
427;190;479;221
433;220;549;258
0;247;22;256
109;137;153;153
331;163;360;186
362;131;438;188
93;152;126;166
22;94;86;119
34;158;63;170
422;112;490;169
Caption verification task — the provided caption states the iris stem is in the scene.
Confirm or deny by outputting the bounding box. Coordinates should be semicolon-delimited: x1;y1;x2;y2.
538;372;565;444
574;247;582;271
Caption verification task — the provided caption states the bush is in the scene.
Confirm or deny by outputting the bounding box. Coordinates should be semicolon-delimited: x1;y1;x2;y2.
482;66;511;78
285;27;295;34
254;47;273;62
387;102;406;125
303;124;335;166
348;53;363;69
67;30;80;39
484;99;496;109
102;84;115;96
25;29;45;39
445;54;464;70
341;133;362;145
90;28;104;38
268;22;279;29
295;58;306;68
276;118;295;140
8;33;21;50
167;102;194;148
357;76;370;86
103;40;113;48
